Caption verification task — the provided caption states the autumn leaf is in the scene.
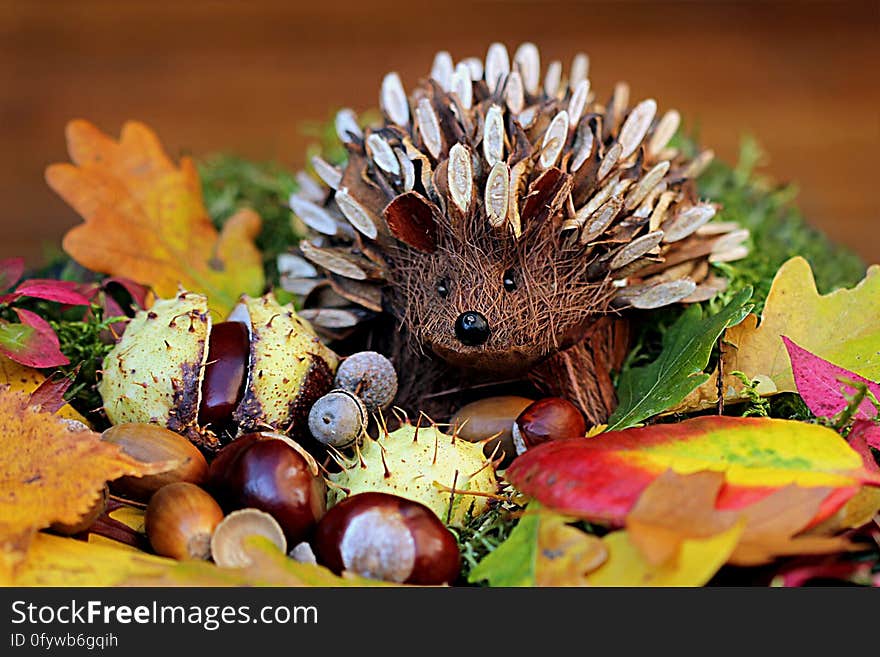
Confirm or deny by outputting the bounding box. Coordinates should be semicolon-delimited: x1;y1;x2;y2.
0;309;69;368
585;524;744;587
607;288;752;430
785;337;880;421
468;505;607;587
674;257;880;412
0;388;173;574
0;258;25;291
47;120;264;318
0;356;87;424
507;416;880;526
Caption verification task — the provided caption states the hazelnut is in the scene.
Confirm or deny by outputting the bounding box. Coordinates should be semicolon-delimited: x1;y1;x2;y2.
334;351;398;413
211;508;287;568
314;492;460;585
512;397;586;455
308;389;367;449
145;482;224;560
101;423;208;502
207;433;326;545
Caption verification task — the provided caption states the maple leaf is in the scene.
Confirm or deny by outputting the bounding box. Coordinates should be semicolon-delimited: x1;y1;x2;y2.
673;257;880;412
0;388;174;574
47;120;264;318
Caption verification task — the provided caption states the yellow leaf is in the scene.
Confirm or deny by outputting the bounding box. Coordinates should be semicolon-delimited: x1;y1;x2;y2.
0;357;88;424
0;388;172;575
47;120;264;318
534;514;607;586
586;523;743;587
673;257;880;412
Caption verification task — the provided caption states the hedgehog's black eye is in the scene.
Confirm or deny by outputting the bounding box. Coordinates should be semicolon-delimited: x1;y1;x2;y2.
502;269;517;292
437;278;450;299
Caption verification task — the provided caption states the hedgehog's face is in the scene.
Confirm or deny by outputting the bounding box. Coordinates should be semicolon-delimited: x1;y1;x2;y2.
391;236;604;377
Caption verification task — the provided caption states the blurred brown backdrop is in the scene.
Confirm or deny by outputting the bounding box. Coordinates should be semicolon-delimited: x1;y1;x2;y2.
1;0;878;266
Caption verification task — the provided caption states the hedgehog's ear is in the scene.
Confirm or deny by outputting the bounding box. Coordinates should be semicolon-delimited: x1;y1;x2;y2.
383;191;440;253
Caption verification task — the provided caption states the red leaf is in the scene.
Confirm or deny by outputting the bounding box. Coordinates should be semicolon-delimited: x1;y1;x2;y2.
851;419;880;454
6;309;70;368
776;560;874;587
103;277;151;311
13;279;92;306
784;336;880;421
0;257;24;291
28;370;75;413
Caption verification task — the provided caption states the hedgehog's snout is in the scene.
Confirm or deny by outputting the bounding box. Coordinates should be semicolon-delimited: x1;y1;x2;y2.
454;311;490;346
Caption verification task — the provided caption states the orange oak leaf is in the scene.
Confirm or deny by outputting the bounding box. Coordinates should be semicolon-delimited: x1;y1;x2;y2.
46;120;264;318
0;388;174;574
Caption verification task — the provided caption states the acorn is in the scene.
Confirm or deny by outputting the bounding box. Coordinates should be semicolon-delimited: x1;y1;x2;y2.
144;482;224;560
314;492;460;585
98;291;339;451
207;432;326;545
308;389;367;448
50;486;108;536
101;423;209;502
512;397;587;455
211;508;287;568
334;351;398;413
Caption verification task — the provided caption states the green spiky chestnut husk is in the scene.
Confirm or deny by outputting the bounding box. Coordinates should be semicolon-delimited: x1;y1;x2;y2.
328;422;498;526
98;290;338;450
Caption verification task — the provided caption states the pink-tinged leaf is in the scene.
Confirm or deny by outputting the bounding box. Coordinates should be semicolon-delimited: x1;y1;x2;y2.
507;416;880;527
850;419;880;454
0;257;25;291
13;279;92;306
784;336;880;421
0;309;70;368
776;559;874;587
28;371;75;413
104;277;151;310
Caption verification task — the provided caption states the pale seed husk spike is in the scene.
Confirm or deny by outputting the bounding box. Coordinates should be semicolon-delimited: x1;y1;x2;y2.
403;136;437;200
448;143;473;214
381;72;410;127
280;277;322;297
625;160;670;210
300;241;376;281
462;57;483;80
540;110;570;169
567;79;590;127
415;98;443;160
633;181;667;219
483;104;505;166
574;172;620;226
690;259;710;283
570;53;589;90
365;133;401;177
395;148;415;192
683;149;715;178
571;126;595;172
517;106;538;129
605;82;630;139
277;253;318;279
485;161;510;228
609;230;665;270
289;194;338;236
645;259;697;284
696;220;741;236
508;160;528;238
681;276;728;303
485;42;510;93
335;188;380;240
649;190;677;232
544;60;562;97
611;178;634;197
505;71;525;114
710;245;750;264
617;99;657;159
579;195;624;244
311;155;342;190
451;63;473;110
430;51;454;92
294;173;326;203
597;142;622;180
298;308;364;330
513;42;541;94
647;109;680;158
662;202;716;242
614;279;697;310
335;108;363;145
710;228;750;253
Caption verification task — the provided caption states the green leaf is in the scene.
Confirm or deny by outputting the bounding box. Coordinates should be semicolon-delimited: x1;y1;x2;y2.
468;506;540;587
607;287;753;431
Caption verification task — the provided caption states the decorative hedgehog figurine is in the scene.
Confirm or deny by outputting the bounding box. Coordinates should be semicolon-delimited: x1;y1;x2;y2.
282;43;749;425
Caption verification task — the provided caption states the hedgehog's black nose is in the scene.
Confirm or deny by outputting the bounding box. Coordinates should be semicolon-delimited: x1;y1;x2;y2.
455;311;490;346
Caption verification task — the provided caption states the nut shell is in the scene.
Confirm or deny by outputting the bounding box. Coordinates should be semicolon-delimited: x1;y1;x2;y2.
308;389;367;448
314;492;460;585
211;508;287;568
512;397;586;455
334;351;398;412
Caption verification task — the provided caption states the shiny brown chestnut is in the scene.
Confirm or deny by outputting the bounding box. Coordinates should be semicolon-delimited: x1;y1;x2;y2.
314;492;460;585
207;433;325;545
198;321;250;432
102;423;209;502
145;482;224;560
512;397;586;455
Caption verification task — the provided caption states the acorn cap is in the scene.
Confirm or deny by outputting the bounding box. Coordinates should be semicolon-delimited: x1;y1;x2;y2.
308;389;367;448
210;508;287;568
334;351;398;413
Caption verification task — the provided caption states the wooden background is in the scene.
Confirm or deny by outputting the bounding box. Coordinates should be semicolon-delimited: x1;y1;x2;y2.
1;0;878;266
